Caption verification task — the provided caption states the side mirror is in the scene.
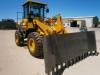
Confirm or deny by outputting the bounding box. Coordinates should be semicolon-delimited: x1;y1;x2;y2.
46;8;49;13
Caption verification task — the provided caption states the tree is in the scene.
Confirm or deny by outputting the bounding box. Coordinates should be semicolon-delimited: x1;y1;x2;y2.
93;16;99;27
0;18;16;29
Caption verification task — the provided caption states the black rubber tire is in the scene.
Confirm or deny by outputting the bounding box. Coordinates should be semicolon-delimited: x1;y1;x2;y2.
15;31;24;46
27;32;43;59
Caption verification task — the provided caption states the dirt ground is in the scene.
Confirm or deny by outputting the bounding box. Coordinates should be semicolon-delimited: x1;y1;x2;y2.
0;28;100;75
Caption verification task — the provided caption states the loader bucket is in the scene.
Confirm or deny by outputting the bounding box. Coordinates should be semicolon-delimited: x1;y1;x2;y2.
43;31;98;75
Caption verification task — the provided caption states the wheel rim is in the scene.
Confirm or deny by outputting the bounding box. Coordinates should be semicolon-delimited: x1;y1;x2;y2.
15;35;19;44
28;38;36;54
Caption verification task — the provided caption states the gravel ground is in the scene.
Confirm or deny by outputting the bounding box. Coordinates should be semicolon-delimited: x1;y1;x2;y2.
0;28;100;75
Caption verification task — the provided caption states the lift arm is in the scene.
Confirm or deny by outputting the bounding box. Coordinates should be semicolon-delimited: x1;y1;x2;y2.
33;16;66;36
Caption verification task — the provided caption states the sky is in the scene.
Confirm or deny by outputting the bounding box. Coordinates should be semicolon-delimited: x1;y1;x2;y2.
0;0;100;21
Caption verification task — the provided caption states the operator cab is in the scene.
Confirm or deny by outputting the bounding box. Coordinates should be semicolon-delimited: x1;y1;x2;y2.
23;1;48;20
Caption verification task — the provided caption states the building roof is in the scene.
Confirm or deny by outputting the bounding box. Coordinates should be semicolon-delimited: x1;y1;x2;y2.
63;16;96;19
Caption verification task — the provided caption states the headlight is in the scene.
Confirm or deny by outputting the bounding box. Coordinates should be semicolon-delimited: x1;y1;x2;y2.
23;23;26;25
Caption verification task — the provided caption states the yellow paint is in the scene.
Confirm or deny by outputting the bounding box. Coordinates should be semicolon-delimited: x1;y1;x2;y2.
19;16;67;35
15;35;19;44
27;22;33;28
28;38;36;54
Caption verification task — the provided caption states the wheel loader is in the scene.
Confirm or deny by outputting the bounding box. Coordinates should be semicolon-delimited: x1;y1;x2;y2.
15;1;65;58
15;1;98;75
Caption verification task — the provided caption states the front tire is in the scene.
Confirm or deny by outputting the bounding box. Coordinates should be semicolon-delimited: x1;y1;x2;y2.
15;31;24;46
27;32;43;59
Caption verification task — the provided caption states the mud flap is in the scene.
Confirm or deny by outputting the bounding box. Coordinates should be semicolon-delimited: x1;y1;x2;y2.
43;31;98;75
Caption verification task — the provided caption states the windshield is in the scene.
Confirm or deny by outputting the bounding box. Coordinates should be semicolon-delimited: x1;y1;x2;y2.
23;3;46;19
29;6;44;17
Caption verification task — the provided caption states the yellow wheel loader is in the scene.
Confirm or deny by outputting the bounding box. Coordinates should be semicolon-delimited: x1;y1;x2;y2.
15;1;65;58
15;1;98;75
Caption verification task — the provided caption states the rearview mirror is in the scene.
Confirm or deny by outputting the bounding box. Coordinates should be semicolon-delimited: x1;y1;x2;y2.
46;8;49;13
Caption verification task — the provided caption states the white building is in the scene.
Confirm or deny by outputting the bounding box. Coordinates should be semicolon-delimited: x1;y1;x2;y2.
63;16;99;27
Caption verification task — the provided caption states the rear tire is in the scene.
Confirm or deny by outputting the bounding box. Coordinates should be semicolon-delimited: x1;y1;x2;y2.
15;31;24;46
27;32;43;59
